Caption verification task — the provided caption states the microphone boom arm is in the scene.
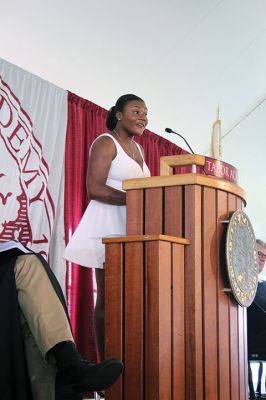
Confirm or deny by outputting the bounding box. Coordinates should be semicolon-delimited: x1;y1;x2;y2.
165;128;194;154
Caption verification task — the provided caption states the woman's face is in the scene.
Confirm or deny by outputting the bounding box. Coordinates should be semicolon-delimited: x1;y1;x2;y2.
117;100;148;136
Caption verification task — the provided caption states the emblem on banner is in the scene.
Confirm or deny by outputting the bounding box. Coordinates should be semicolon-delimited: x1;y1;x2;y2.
0;76;55;257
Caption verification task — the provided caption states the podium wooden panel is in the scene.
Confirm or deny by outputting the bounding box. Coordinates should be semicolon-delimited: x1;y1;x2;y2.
104;172;248;400
104;235;188;400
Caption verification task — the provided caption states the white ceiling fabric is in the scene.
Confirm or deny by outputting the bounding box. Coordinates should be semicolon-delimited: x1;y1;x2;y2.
1;0;265;238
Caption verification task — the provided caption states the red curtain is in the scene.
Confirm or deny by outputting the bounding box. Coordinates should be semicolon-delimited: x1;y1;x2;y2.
64;91;187;360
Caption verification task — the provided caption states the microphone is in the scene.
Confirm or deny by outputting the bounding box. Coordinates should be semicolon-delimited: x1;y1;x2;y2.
165;127;194;154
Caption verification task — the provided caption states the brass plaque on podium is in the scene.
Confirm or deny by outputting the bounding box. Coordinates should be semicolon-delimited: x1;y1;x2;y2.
225;210;258;307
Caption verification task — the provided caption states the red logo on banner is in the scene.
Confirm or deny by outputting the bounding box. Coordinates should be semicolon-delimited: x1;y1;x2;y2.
0;77;55;256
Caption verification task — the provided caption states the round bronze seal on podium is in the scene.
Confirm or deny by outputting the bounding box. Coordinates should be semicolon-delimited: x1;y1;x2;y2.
225;210;258;307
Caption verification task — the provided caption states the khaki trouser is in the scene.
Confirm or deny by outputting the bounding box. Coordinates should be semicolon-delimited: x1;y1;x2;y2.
20;313;57;400
14;254;74;399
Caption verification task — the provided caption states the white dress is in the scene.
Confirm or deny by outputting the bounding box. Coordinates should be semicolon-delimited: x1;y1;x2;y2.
63;133;151;268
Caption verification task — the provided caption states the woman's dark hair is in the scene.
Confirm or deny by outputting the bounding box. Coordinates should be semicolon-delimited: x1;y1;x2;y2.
106;94;144;131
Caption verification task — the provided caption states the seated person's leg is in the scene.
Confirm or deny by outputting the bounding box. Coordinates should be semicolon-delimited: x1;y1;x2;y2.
15;254;74;356
20;312;56;400
14;254;123;398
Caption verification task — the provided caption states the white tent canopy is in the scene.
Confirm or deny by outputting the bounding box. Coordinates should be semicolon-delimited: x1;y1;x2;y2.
1;0;266;239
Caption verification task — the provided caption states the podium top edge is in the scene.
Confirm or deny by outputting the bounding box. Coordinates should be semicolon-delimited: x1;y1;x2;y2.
160;153;206;167
122;173;246;203
102;234;190;245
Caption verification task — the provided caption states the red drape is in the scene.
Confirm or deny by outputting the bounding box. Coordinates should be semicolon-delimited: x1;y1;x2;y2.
64;91;187;360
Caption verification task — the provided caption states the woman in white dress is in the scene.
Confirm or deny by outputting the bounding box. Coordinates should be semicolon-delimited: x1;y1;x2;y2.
63;94;151;360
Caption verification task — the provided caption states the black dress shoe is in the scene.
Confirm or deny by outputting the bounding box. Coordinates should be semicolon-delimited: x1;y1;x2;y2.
55;357;123;393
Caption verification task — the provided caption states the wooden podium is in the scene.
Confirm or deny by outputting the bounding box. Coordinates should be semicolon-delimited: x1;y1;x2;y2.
103;155;248;400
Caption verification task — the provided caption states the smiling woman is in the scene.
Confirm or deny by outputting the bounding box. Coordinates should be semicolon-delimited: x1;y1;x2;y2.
63;94;151;361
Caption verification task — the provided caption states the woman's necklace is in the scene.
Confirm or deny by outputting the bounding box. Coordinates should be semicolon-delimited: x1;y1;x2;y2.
113;129;137;160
